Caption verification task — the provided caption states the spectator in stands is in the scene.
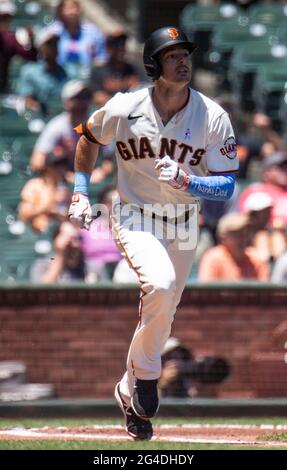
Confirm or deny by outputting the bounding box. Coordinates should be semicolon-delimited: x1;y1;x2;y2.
90;31;141;107
239;152;287;228
194;186;240;266
198;213;269;282
253;112;286;160
30;78;115;183
19;147;71;232
0;0;37;92
80;186;122;282
30;79;90;173
16;30;68;115
215;95;285;179
271;225;287;282
30;220;85;283
241;192;286;263
47;0;106;76
159;337;230;398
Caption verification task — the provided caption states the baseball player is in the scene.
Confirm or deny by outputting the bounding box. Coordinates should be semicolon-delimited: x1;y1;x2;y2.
69;26;238;440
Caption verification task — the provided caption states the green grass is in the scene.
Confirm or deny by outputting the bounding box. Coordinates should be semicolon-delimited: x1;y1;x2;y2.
0;416;287;429
261;433;287;443
0;417;286;450
0;440;284;450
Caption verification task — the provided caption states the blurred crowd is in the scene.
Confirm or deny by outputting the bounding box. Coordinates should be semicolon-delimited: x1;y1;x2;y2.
1;0;287;284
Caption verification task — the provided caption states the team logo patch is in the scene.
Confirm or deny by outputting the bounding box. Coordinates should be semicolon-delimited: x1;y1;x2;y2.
167;28;179;40
220;136;237;160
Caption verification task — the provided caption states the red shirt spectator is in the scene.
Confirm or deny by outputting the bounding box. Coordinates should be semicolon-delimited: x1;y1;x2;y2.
199;213;269;282
239;153;287;227
0;1;37;92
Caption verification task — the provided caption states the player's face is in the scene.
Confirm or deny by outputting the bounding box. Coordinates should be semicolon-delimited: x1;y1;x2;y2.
160;46;192;85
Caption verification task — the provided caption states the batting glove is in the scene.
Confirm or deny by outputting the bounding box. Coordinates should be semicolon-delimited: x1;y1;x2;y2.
68;193;93;230
155;155;189;190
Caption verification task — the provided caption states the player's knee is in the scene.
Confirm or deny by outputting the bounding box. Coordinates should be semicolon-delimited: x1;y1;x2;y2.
152;277;176;301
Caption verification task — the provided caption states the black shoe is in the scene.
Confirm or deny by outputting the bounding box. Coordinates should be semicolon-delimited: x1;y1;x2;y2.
114;382;153;441
131;378;159;419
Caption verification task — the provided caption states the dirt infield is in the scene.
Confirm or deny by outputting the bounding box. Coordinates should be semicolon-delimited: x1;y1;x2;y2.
0;424;286;446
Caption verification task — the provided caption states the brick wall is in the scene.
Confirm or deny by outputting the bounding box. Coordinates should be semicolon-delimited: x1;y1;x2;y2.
0;285;286;398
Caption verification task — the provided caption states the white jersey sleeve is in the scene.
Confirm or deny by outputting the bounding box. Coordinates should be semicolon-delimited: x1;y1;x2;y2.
206;111;239;174
86;93;121;145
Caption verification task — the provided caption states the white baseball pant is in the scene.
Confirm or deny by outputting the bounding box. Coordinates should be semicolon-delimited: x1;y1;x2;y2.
111;202;199;402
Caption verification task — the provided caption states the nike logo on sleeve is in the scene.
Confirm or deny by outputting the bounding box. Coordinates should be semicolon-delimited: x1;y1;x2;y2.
128;113;143;120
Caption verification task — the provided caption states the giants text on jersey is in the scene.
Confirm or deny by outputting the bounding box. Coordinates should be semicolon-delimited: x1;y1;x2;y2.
85;87;238;209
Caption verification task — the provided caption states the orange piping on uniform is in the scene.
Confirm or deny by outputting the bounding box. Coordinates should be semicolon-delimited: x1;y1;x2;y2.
74;123;83;134
113;223;146;326
73;121;106;146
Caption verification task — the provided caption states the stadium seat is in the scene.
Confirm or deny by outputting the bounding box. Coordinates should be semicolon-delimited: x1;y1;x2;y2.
0;236;36;276
0;107;43;171
7;57;24;92
248;3;287;28
12;0;53;29
229;40;287;111
210;18;280;86
0;260;15;281
210;18;249;86
0;172;29;209
254;64;287;130
180;3;240;32
12;134;38;158
0;222;48;281
0;115;30;139
0;204;16;239
275;20;287;46
211;18;250;54
179;3;241;68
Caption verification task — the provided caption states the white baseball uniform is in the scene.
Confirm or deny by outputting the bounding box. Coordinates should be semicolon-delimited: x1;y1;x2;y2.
85;86;238;401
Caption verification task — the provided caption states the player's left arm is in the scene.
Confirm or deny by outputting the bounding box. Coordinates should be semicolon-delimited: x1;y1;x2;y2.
156;157;235;201
156;112;238;201
183;171;236;201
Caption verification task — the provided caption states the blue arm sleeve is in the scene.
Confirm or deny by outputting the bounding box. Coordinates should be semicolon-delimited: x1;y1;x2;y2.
185;173;235;201
74;171;90;195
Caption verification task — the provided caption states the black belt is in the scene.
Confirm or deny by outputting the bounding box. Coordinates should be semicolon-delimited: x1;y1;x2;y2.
139;208;190;225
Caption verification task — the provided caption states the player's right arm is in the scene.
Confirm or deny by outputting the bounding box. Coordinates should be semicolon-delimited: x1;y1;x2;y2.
75;134;100;175
68;93;120;229
68;135;100;229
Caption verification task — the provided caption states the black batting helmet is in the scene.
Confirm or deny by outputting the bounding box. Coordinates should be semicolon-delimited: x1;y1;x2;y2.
143;26;196;81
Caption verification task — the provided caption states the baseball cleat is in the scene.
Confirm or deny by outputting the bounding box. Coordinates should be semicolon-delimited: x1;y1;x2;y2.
131;378;159;419
114;382;153;441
